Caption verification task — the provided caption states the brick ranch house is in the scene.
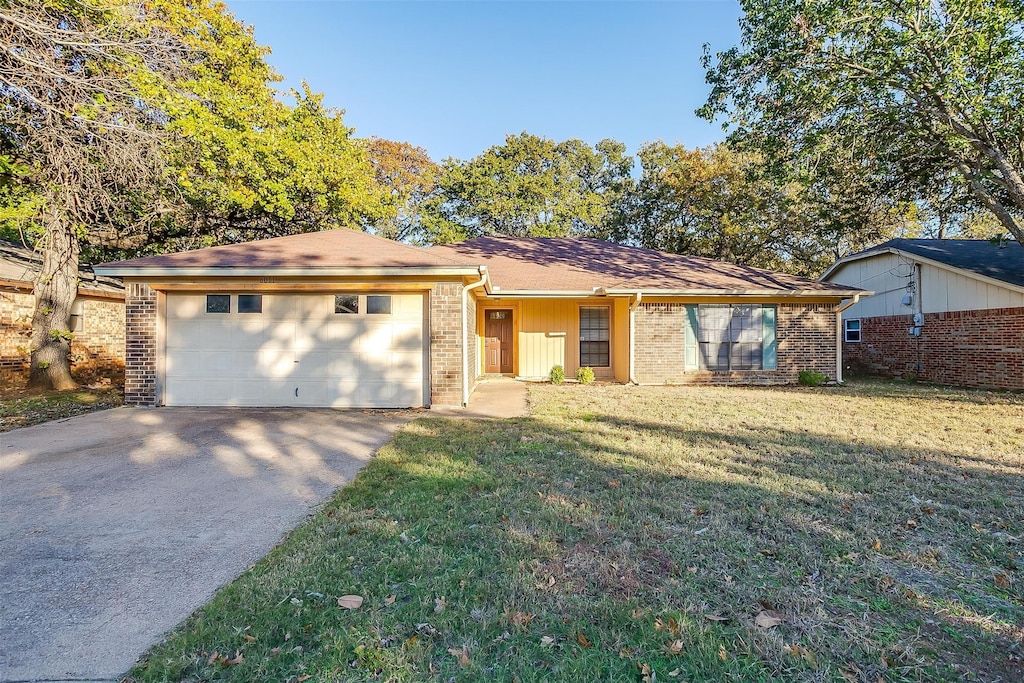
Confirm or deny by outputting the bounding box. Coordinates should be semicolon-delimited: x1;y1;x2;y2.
822;238;1024;390
1;239;125;385
95;230;867;408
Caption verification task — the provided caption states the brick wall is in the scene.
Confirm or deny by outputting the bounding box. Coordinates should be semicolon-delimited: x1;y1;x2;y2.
465;292;479;395
124;283;158;405
429;282;465;406
1;289;124;385
634;302;836;384
844;307;1024;390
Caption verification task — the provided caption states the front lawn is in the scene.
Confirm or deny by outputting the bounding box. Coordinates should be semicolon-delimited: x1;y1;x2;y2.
0;385;123;431
130;381;1023;682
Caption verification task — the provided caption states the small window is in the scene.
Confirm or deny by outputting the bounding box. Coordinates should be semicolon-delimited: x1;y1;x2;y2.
579;306;610;367
238;294;262;313
488;310;508;320
335;294;359;314
845;319;862;343
367;295;392;315
206;294;230;313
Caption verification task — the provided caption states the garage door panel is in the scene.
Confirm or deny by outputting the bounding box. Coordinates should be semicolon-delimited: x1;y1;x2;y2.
165;292;425;407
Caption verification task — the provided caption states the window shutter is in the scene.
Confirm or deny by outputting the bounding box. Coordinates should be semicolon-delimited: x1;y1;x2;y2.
684;305;699;371
762;305;777;370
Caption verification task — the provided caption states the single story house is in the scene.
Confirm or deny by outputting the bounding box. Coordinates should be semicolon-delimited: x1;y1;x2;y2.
821;238;1024;390
1;239;125;384
95;230;866;407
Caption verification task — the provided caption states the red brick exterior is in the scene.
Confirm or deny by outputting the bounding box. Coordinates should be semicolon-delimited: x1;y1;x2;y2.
124;283;158;405
1;288;125;385
843;307;1024;390
634;302;837;384
429;282;465;406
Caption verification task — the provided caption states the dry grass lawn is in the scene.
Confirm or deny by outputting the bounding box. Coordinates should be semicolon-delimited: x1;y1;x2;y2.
130;380;1023;682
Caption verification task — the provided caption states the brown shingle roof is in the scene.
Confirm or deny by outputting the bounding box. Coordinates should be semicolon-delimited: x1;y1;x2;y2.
1;239;123;296
431;237;856;294
98;229;471;271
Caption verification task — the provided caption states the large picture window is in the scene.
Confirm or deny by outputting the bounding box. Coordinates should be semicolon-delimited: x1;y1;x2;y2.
579;306;610;367
697;305;764;370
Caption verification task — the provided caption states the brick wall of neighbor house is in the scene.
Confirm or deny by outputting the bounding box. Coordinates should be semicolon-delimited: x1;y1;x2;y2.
429;282;465;406
1;289;125;384
465;292;478;395
634;302;836;384
124;283;158;405
844;307;1024;390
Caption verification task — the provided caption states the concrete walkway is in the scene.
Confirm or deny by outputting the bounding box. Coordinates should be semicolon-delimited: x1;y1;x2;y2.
432;378;530;419
0;407;411;683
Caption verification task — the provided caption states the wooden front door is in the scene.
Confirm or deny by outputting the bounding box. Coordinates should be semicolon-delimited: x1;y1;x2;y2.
484;309;513;374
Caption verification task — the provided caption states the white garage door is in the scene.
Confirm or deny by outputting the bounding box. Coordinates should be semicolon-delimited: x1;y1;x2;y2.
164;292;426;408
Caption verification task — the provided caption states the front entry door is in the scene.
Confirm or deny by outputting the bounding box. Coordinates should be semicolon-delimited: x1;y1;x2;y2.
484;309;513;374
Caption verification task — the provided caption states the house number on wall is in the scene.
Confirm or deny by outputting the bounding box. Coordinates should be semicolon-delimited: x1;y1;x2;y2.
259;277;276;284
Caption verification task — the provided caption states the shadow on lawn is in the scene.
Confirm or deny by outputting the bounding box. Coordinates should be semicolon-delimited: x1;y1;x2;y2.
369;413;1024;683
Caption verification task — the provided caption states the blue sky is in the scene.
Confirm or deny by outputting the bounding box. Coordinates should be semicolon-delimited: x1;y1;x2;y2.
225;1;743;161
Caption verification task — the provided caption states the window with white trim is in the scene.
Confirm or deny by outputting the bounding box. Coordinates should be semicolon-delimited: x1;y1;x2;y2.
579;306;610;367
844;319;862;343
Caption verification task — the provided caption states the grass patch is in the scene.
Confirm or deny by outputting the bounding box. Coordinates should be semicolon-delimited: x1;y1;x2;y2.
129;381;1023;682
0;386;123;431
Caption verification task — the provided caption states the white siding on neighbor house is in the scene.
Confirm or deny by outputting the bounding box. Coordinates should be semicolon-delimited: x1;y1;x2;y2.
827;253;1024;319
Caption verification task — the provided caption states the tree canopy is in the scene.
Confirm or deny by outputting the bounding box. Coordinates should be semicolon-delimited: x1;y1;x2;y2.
698;0;1024;245
422;133;632;243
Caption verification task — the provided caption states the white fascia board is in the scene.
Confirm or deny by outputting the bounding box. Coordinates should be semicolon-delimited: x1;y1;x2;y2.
604;288;870;298
93;266;481;278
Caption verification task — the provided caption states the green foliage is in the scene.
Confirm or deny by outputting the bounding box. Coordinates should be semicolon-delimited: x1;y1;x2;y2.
549;365;565;385
798;370;828;387
48;329;74;342
699;0;1024;247
422;133;632;243
366;138;439;243
576;366;595;385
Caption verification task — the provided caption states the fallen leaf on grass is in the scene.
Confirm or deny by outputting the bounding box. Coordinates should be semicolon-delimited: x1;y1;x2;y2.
540;635;556;647
718;644;728;661
385;594;396;605
242;634;257;643
639;662;654;682
337;595;363;609
297;676;312;682
665;639;685;655
607;479;622;488
447;645;472;667
507;610;535;628
704;614;731;624
668;669;681;678
434;597;446;613
906;519;918;528
994;572;1012;589
755;610;785;629
872;539;882;551
576;632;592;648
226;650;244;666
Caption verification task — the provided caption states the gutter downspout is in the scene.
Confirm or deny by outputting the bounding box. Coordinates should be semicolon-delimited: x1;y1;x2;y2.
628;292;643;384
462;266;489;407
834;294;862;383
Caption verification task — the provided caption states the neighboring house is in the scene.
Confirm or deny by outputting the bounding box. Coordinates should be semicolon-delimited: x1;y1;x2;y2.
822;238;1024;390
0;240;126;384
95;230;865;408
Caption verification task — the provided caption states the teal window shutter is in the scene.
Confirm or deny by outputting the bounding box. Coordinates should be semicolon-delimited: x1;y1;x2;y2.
684;305;699;371
762;305;777;370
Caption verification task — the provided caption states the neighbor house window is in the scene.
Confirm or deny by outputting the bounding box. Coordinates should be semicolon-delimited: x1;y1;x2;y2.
845;319;862;343
579;306;610;367
697;304;764;370
206;294;230;313
238;294;262;313
367;295;392;315
335;294;359;314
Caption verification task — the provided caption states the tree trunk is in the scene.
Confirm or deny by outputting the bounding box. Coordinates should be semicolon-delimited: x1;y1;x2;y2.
28;218;80;391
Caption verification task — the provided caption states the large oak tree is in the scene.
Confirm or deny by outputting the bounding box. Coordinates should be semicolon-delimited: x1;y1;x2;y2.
699;0;1024;246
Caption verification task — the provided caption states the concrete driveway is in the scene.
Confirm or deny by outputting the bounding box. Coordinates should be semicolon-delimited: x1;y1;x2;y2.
0;406;411;683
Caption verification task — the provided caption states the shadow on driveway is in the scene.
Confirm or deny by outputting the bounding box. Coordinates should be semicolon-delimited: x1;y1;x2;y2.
0;406;411;682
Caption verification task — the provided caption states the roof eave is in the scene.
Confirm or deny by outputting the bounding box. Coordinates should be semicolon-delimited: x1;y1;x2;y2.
604;288;870;298
93;266;482;278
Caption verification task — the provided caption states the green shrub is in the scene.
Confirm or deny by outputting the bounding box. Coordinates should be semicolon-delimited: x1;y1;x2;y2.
549;365;565;384
576;366;595;385
798;370;828;387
